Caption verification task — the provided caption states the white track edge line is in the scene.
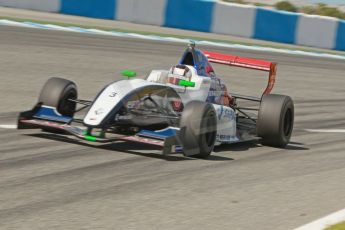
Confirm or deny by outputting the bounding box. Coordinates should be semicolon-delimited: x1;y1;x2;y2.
294;208;345;230
0;124;17;129
305;129;345;133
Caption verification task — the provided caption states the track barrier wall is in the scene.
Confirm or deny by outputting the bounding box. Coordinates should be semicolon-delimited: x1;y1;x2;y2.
0;0;344;51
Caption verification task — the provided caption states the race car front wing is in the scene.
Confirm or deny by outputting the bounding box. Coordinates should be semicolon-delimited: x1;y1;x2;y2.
18;104;182;156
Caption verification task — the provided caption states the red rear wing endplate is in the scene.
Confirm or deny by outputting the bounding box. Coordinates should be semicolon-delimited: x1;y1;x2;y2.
203;51;277;96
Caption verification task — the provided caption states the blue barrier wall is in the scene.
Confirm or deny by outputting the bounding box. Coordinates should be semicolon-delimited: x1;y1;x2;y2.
1;0;344;51
254;8;298;44
336;21;345;51
60;0;116;20
164;0;215;32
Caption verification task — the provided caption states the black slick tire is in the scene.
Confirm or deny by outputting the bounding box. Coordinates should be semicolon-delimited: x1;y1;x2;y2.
38;77;77;117
257;94;294;148
179;101;217;158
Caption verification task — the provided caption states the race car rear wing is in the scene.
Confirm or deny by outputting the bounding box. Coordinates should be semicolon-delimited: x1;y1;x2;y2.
203;51;277;97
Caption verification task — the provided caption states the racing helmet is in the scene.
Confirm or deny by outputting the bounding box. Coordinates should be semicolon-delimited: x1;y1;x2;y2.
168;64;192;85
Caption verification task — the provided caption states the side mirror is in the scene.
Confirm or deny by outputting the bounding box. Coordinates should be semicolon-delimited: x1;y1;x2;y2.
121;70;137;78
178;79;195;87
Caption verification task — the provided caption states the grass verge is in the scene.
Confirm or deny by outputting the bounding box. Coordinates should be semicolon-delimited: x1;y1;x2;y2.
325;221;345;230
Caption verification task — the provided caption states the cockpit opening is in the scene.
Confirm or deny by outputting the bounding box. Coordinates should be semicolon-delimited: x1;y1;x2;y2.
180;52;194;66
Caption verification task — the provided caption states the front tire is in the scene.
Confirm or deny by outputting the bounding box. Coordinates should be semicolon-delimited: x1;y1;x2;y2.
38;77;78;117
179;101;217;158
257;94;294;148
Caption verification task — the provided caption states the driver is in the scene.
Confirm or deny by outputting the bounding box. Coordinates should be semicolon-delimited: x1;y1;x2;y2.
167;64;192;85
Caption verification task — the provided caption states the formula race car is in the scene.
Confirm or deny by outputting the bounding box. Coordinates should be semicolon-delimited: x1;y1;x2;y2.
18;44;294;158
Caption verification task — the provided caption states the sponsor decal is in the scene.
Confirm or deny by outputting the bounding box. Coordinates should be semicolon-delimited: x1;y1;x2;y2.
216;134;239;142
217;106;224;120
95;108;104;115
122;136;164;146
217;106;235;121
208;90;223;97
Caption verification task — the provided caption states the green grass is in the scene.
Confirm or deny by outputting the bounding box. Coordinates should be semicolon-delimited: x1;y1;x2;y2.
1;16;344;56
221;0;270;7
325;221;345;230
221;0;345;20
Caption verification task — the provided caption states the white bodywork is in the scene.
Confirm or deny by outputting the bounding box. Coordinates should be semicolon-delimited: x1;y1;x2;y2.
147;66;211;103
147;65;238;144
84;79;162;126
84;66;238;144
213;104;238;144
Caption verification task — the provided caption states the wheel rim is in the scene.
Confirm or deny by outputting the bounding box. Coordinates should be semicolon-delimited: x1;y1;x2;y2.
283;108;293;137
59;89;77;115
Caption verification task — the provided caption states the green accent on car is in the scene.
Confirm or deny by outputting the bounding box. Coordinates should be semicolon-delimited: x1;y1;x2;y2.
121;70;137;78
178;80;195;87
85;135;97;142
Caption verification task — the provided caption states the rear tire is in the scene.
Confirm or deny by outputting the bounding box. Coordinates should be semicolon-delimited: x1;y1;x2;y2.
38;77;78;117
179;101;217;158
257;94;294;148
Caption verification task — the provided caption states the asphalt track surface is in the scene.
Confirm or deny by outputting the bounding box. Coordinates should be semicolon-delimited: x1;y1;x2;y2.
0;25;345;230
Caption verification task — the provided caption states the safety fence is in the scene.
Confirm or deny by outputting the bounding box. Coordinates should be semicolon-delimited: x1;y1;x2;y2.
0;0;344;51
